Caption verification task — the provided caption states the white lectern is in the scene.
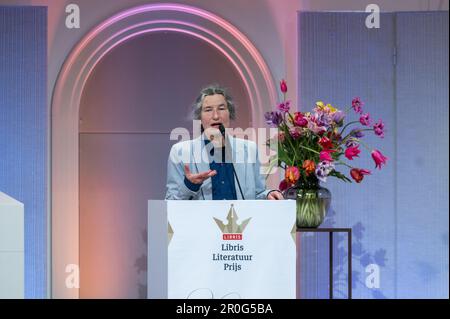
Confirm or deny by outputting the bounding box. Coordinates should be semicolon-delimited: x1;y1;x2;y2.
0;192;24;299
148;200;296;299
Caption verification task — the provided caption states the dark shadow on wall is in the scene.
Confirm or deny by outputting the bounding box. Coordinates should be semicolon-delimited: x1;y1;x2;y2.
299;207;388;299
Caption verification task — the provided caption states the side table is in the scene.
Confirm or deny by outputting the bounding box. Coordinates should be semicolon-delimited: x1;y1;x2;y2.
297;228;352;299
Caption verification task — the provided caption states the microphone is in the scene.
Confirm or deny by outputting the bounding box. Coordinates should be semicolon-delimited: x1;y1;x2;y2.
219;124;245;200
218;123;226;136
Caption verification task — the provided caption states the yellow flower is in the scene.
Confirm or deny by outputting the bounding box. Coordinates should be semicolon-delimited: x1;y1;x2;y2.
316;101;338;113
326;103;338;113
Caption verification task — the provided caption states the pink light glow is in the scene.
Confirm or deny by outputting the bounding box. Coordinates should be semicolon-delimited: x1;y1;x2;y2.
55;3;276;116
74;21;258;115
90;3;276;99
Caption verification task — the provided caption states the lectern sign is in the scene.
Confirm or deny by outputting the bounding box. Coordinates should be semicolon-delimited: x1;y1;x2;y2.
148;200;296;299
214;204;250;241
212;205;253;272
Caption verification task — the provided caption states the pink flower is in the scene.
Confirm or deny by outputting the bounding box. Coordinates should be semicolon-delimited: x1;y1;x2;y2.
345;146;361;160
289;127;302;139
359;113;371;126
280;79;288;93
371;149;388;170
278;131;285;143
293;112;308;127
277;100;291;113
285;166;300;184
350;168;371;183
308;120;326;135
319;150;335;162
352;97;364;114
373;119;385;138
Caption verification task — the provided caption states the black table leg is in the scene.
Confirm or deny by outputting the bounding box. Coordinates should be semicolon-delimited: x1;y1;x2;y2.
329;231;333;299
297;228;352;299
348;230;352;299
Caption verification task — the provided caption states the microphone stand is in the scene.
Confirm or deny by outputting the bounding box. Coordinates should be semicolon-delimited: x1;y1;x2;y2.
219;124;245;200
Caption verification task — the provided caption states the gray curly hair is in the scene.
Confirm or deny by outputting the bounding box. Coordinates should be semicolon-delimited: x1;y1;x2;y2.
192;84;236;120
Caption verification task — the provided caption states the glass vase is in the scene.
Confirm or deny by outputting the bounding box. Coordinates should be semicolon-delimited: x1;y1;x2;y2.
283;178;331;228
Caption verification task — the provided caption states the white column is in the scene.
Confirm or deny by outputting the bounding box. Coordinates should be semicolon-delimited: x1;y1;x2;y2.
0;192;24;298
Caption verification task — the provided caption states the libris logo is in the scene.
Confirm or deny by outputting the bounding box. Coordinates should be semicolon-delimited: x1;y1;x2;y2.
213;204;251;240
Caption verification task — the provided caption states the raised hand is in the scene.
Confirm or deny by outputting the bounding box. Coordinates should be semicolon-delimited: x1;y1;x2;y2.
184;164;217;185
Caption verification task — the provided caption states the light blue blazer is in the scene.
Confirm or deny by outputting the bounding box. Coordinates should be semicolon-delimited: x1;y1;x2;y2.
165;135;271;200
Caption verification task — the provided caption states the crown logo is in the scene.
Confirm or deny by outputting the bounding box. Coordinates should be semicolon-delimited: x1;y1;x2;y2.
213;204;251;239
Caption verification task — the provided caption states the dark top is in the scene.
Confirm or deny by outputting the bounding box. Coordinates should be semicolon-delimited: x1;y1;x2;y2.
183;138;237;200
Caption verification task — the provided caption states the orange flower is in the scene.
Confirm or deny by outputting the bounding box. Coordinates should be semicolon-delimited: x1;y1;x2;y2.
350;168;371;183
285;166;300;184
302;160;316;176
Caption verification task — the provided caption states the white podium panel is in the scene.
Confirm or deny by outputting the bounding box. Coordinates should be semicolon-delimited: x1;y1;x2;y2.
148;200;296;299
0;192;24;299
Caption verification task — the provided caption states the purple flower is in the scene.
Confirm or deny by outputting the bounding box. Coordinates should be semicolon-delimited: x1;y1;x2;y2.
332;111;345;124
277;100;291;113
315;161;335;183
264;111;283;127
345;139;359;148
350;128;365;138
373;119;385;138
313;111;333;128
359;113;371;126
352;97;364;114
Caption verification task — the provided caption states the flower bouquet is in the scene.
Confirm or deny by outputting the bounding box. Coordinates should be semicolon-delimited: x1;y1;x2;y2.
265;80;388;227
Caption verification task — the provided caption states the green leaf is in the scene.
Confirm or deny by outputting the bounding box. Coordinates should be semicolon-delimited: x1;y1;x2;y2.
329;170;352;183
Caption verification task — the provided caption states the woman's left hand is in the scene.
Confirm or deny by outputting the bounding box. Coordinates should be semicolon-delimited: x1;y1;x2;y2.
267;190;284;200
